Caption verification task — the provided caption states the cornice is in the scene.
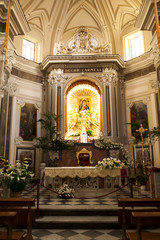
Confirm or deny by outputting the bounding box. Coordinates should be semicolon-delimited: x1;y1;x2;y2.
41;54;126;71
124;51;153;74
11;0;30;35
135;0;154;30
14;53;42;77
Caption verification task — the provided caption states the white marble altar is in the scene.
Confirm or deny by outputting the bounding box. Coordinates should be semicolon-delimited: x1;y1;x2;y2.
45;167;121;190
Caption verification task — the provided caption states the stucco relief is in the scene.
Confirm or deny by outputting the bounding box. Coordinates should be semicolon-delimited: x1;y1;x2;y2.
14;136;23;145
4;49;16;72
150;43;159;67
16;97;25;107
3;80;17;96
48;68;71;85
149;79;160;93
98;67;118;85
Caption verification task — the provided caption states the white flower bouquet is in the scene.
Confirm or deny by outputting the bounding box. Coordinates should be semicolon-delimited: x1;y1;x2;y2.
0;160;34;193
96;157;125;169
57;182;74;199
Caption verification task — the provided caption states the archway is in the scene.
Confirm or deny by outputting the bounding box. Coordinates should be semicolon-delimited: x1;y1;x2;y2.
65;79;102;140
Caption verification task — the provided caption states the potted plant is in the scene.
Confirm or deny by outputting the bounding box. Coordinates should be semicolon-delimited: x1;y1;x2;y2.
0;160;34;196
35;112;74;166
136;172;148;190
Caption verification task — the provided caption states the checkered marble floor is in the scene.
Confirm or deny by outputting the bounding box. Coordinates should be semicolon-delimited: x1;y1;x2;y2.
31;229;123;240
22;183;151;208
31;228;160;240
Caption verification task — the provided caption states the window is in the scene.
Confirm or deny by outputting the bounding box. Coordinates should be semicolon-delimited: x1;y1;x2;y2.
22;39;35;61
124;31;144;60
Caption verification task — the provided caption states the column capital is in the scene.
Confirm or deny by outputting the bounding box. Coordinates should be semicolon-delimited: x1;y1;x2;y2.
48;68;71;85
98;67;118;86
150;79;160;93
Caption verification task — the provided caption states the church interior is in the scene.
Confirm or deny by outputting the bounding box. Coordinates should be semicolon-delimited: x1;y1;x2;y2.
0;0;160;239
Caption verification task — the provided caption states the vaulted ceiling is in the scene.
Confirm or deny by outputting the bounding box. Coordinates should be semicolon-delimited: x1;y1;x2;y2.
19;0;142;56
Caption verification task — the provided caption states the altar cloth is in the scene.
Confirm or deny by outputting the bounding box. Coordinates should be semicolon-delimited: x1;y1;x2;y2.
45;167;120;178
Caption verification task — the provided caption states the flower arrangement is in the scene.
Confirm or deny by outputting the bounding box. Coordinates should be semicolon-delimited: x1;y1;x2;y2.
57;182;74;199
0;160;34;193
0;157;8;168
94;132;123;149
96;157;125;169
94;132;133;167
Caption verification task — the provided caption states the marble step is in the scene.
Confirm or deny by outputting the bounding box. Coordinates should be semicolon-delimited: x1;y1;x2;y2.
35;216;119;229
39;208;118;216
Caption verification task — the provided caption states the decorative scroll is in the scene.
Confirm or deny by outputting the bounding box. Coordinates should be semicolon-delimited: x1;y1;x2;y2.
45;167;120;178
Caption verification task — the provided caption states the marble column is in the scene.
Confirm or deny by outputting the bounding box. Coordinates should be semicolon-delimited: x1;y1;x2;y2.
9;95;16;164
0;90;9;156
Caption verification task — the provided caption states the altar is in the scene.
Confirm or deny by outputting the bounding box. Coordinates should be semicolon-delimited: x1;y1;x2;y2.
45;167;121;190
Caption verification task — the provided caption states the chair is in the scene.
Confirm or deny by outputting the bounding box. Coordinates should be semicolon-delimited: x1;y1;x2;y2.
76;148;92;166
121;168;129;185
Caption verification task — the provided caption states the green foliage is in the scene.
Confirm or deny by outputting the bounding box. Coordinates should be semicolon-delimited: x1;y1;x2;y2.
35;112;74;152
0;160;34;193
86;130;93;136
126;123;160;144
0;157;8;168
136;172;148;185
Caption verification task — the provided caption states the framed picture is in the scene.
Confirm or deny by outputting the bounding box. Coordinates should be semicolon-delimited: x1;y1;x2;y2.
19;103;37;141
133;145;151;165
16;147;35;172
78;96;91;112
130;102;149;136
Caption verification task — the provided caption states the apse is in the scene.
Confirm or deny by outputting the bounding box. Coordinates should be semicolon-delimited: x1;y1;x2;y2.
66;83;101;140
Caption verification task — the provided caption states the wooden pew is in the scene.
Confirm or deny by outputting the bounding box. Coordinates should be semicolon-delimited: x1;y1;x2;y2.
127;211;160;240
0;211;24;240
0;198;35;240
118;198;160;240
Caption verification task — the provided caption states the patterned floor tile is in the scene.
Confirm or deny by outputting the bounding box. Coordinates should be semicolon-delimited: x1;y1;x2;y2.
57;230;78;238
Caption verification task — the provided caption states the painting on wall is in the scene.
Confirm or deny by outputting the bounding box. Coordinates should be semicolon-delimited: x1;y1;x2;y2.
78;97;91;112
130;102;148;136
16;147;35;172
19;103;37;141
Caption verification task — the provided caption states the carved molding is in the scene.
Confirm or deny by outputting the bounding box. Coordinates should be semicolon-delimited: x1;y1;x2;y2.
127;97;150;108
48;68;71;85
3;80;18;96
150;43;159;67
54;26;112;55
16;97;25;107
4;49;16;72
34;102;41;109
98;67;118;85
143;96;151;104
149;79;160;93
14;136;23;145
127;101;135;108
119;77;125;100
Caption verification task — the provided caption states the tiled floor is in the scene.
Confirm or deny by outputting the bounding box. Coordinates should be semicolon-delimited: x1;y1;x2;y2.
31;229;123;240
0;183;151;239
22;183;150;209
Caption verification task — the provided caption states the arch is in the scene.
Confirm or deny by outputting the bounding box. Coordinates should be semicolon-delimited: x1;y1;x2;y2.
64;76;103;138
64;75;103;96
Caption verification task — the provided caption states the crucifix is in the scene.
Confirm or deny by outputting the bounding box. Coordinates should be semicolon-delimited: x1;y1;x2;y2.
136;124;148;173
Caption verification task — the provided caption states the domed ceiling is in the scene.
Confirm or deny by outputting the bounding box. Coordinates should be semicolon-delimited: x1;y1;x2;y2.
19;0;142;56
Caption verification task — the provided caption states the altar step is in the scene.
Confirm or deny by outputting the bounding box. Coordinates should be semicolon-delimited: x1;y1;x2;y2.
35;208;119;229
35;216;119;229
